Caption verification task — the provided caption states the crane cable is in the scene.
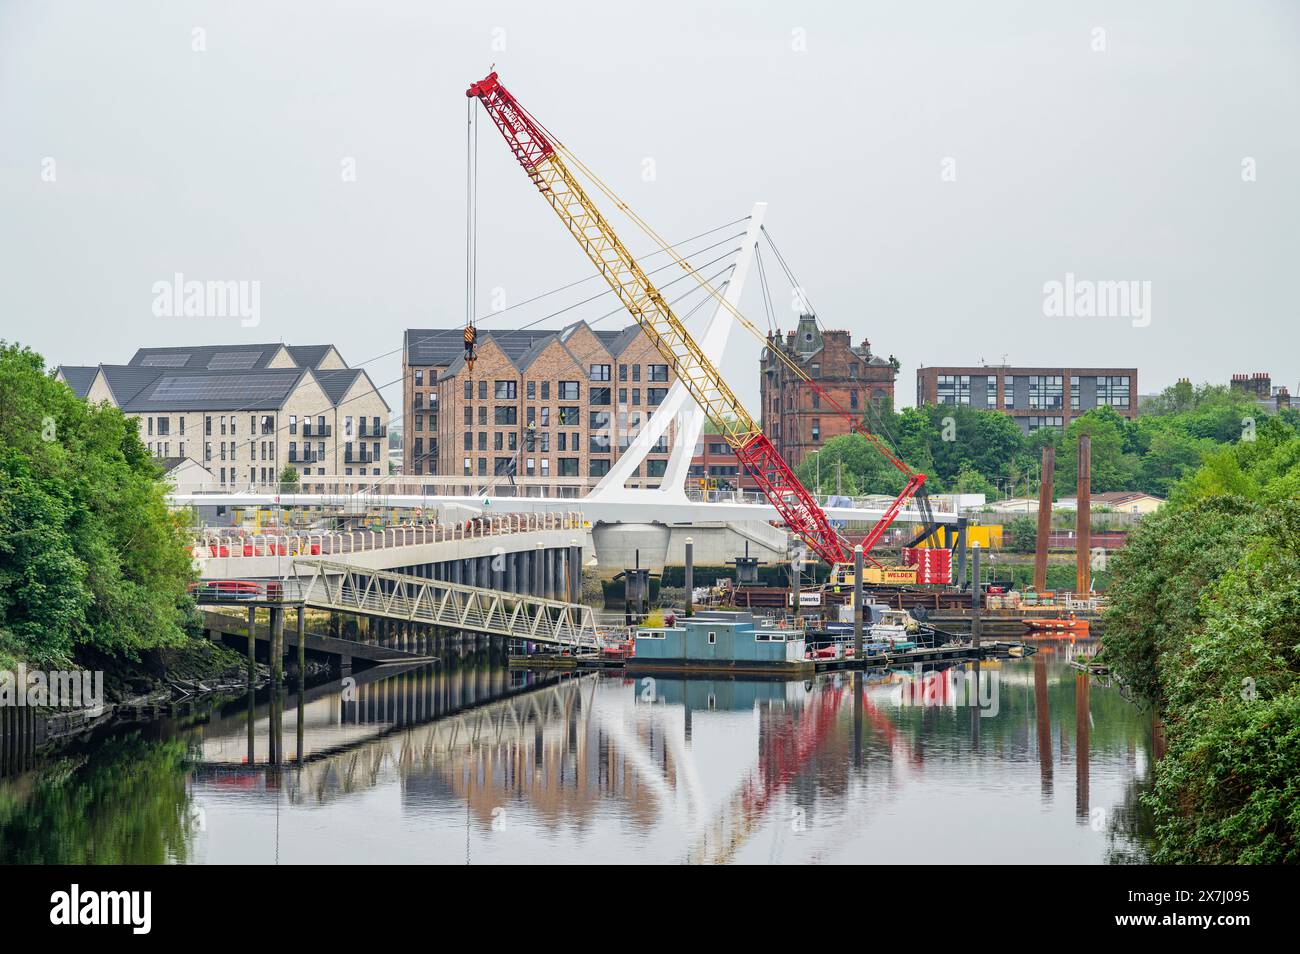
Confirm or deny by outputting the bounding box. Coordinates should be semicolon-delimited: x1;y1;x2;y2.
754;228;943;544
759;225;906;460
465;99;479;373
472;271;735;496
512;101;914;478
754;245;778;336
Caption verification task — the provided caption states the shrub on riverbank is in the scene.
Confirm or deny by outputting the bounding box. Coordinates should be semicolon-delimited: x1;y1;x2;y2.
1102;416;1300;863
0;343;196;667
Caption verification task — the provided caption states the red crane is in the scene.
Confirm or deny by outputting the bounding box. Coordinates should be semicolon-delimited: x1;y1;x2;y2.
466;72;925;568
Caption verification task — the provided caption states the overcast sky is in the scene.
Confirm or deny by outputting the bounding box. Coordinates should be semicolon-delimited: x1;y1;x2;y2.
2;0;1297;418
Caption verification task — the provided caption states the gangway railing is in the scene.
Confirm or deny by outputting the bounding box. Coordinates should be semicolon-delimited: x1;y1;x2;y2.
288;560;602;650
192;511;584;561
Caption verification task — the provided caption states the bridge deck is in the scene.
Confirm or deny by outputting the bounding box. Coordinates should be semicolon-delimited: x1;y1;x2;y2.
286;560;602;650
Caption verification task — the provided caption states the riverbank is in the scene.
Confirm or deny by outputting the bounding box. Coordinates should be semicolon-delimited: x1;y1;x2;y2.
77;639;259;705
1101;420;1300;864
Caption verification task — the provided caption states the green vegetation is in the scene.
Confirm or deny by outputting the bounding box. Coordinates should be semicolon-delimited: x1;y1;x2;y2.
0;734;196;863
1103;415;1300;863
0;343;196;668
796;384;1291;502
1003;562;1110;593
278;464;300;489
1005;515;1037;553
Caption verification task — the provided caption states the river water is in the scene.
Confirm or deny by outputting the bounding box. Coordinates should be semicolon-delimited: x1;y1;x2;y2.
0;635;1153;864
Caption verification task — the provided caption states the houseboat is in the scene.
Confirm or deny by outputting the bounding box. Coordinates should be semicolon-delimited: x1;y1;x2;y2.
628;610;813;675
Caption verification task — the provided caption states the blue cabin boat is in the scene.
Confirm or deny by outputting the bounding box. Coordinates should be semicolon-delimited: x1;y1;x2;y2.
630;611;812;674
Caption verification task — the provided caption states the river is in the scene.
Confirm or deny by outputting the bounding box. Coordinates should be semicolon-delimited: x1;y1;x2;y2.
0;634;1153;864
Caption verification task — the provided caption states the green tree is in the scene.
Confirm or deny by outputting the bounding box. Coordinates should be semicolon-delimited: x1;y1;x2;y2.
0;343;195;665
1005;514;1037;553
278;464;299;489
1135;428;1213;497
794;433;908;497
1056;406;1139;494
1103;425;1300;862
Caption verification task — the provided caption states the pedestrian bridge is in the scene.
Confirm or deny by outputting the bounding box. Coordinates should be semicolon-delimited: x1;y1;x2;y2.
191;511;585;581
193;560;603;651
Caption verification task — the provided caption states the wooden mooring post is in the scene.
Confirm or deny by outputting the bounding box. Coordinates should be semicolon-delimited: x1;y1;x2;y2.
270;606;284;686
296;605;306;684
852;544;864;658
1076;434;1092;595
1033;446;1054;592
246;606;257;683
684;536;694;617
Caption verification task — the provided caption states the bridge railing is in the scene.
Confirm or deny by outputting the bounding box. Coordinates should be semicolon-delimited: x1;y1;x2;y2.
191;511;586;561
290;560;602;649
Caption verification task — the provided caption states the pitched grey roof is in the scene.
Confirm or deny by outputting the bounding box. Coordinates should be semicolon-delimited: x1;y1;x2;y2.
313;368;364;405
100;365;177;406
128;343;289;372
125;367;307;412
64;343;383;413
159;456;210;474
286;344;339;369
405;328;560;367
407;321;643;372
514;335;562;373
602;325;643;357
57;365;98;398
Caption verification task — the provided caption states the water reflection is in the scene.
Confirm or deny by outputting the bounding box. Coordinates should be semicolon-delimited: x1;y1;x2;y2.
0;635;1153;864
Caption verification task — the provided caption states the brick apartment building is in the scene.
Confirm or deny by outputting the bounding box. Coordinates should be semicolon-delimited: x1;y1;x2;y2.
402;320;679;492
916;365;1137;433
687;434;760;492
759;314;898;470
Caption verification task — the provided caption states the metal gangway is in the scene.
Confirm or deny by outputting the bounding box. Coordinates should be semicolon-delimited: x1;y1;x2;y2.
288;560;602;651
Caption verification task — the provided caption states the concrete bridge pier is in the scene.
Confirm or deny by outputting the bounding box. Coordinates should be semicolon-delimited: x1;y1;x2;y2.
517;550;531;596
569;540;582;603
552;548;565;601
246;606;256;683
269;606;285;686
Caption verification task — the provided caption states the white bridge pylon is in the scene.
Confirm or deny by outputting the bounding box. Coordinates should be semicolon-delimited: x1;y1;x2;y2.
588;202;768;505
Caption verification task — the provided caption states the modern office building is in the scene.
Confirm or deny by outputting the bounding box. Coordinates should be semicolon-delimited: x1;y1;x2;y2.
402;320;679;492
915;365;1138;433
759;314;898;470
56;342;390;486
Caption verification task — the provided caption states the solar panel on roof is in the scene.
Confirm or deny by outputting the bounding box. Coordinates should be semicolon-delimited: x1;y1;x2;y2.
207;351;261;371
149;373;289;404
138;353;191;367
